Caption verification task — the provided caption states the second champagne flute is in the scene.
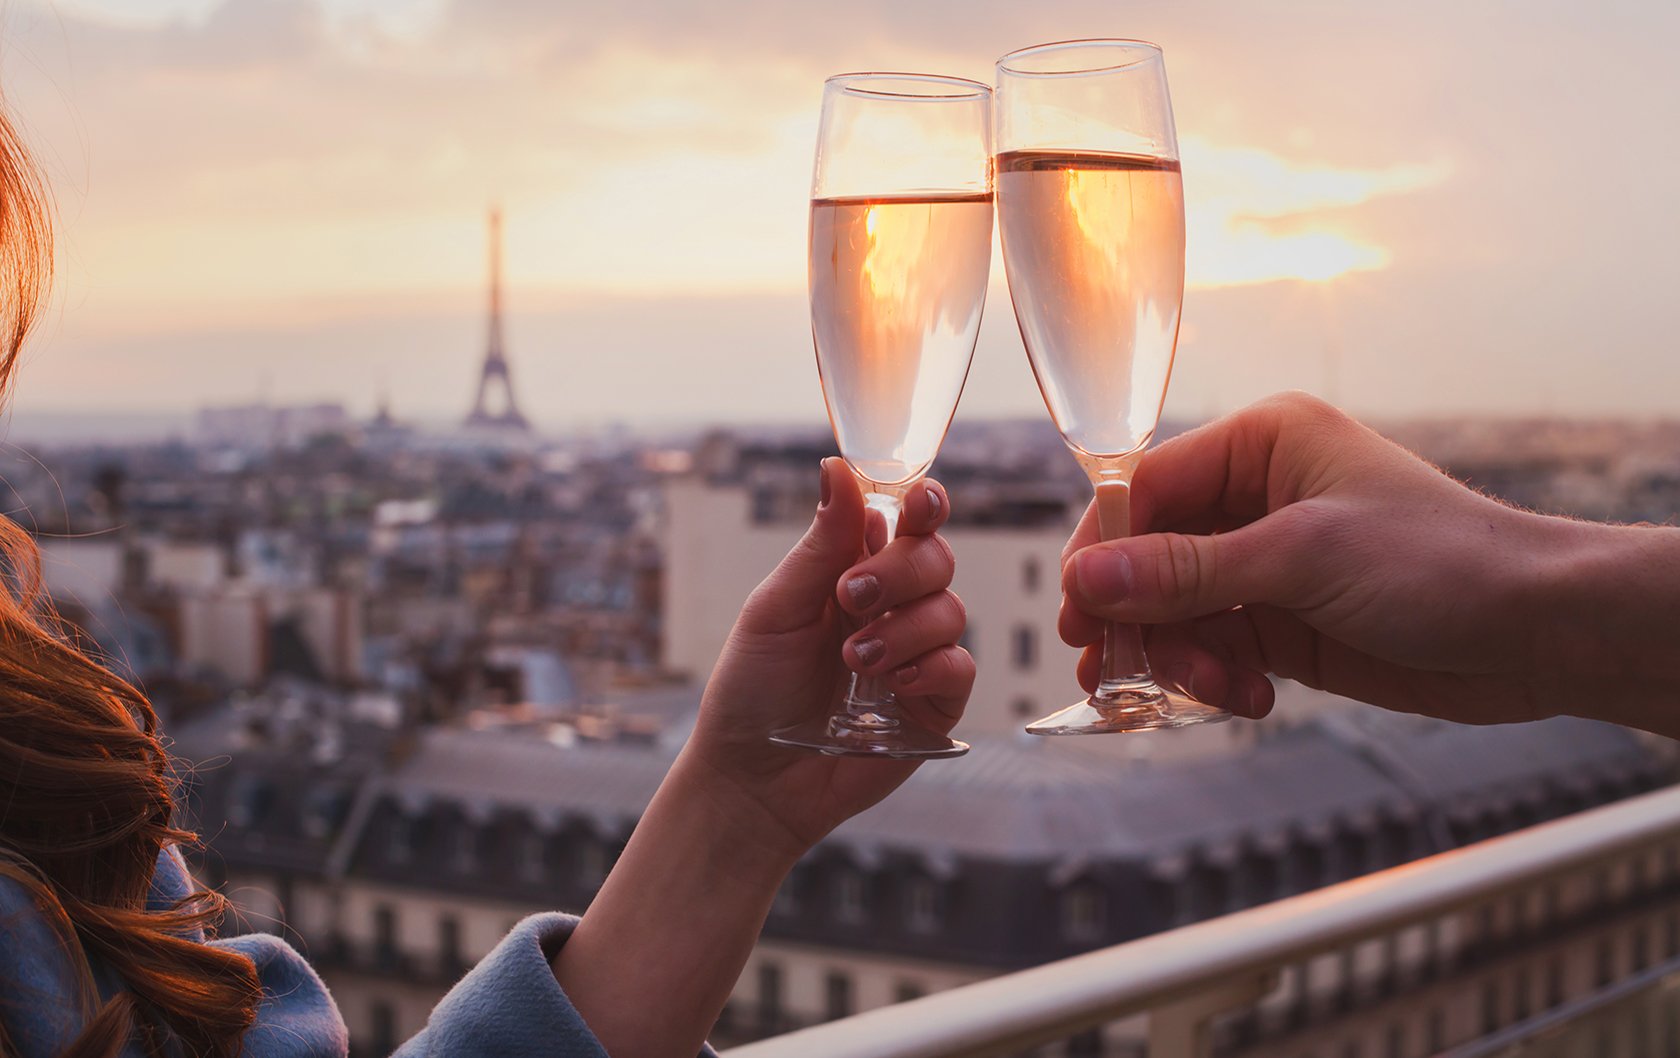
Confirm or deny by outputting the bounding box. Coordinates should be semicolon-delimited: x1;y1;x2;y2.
768;72;993;759
995;39;1230;735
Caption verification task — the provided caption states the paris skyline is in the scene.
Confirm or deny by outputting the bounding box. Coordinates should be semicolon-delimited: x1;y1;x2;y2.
2;0;1678;434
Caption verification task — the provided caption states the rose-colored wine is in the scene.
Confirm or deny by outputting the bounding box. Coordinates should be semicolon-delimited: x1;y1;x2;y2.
809;193;992;486
997;150;1184;458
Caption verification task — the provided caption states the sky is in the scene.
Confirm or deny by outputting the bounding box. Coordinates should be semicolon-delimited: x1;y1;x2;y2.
0;0;1677;433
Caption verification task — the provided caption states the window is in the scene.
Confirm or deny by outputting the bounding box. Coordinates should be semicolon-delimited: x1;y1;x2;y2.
905;876;940;934
1422;919;1443;978
895;981;924;1003
1292;841;1326;893
516;830;545;882
439;915;464;977
1379;820;1412;867
825;971;853;1021
1384;1024;1405;1058
1335;830;1369;880
1481;980;1501;1034
1633;925;1651;972
577;839;607;889
1021;556;1041;594
1240;852;1279;908
451;823;477;874
386;815;412;865
1546;959;1566;1008
374;904;399;970
1190;863;1230;919
1513;968;1531;1021
370;999;397;1057
1067;1029;1103;1057
1426;1009;1446;1052
1012;625;1037;670
1061;883;1105;943
1336;949;1357;1012
1596;937;1615;987
1668;911;1680;959
1475;904;1497;951
1013;697;1037;719
227;776;270;829
835;869;867;924
771;875;800;918
757;963;783;1031
1592;868;1612;909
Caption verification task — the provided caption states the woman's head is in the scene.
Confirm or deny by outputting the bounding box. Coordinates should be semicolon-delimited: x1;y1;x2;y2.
0;107;47;387
0;110;261;1057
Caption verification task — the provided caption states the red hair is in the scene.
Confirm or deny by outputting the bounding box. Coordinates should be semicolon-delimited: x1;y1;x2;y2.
0;108;261;1057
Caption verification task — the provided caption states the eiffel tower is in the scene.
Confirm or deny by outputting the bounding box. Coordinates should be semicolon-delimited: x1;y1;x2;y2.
464;207;531;432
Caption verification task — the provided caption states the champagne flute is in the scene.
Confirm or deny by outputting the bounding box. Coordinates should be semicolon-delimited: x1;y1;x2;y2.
768;72;993;759
994;39;1230;735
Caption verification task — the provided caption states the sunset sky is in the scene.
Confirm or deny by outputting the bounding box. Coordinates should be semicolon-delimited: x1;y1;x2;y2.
2;0;1677;433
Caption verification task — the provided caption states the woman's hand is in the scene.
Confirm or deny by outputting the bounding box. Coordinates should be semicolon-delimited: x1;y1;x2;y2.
1059;392;1680;734
682;456;975;857
554;458;972;1057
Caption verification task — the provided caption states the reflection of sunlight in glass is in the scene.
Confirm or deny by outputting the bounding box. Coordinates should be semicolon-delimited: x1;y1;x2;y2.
1181;136;1451;287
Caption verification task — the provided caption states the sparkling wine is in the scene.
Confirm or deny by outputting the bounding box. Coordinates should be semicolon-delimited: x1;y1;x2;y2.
809;193;992;486
997;150;1184;458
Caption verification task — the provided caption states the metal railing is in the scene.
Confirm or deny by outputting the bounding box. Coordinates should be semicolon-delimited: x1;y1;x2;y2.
724;784;1680;1058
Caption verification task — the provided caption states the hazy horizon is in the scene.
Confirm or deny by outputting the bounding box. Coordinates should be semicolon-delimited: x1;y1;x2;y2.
3;0;1677;431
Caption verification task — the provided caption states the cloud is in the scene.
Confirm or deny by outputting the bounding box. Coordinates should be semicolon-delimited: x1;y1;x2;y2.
1180;137;1453;287
2;0;1678;426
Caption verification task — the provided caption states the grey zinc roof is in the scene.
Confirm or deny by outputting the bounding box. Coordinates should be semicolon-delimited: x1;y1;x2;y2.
361;711;1652;870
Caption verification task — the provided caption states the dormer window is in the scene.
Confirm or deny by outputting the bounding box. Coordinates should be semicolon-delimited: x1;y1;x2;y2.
451;822;477;874
905;876;940;934
386;814;413;865
1061;881;1105;943
835;869;867;925
516;829;545;882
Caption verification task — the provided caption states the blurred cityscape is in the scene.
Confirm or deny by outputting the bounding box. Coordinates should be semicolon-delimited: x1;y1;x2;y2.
5;384;1678;1056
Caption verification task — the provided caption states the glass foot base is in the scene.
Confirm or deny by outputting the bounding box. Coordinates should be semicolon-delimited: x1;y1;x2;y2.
1025;683;1230;736
768;713;969;759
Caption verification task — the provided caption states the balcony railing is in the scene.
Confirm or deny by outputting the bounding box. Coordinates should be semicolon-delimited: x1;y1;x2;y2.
724;784;1680;1058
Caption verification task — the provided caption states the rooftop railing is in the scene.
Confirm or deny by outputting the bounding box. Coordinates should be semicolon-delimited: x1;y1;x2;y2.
724;784;1680;1058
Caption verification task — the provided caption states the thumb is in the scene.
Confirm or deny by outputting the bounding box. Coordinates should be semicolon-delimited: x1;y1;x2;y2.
737;457;865;635
1063;517;1302;624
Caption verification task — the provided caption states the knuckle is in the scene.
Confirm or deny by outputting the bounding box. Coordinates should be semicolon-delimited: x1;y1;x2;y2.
943;589;967;628
1158;532;1209;605
909;534;956;588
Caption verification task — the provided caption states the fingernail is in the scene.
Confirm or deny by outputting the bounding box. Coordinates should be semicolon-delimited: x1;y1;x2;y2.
1075;548;1132;603
852;637;884;667
893;663;919;686
819;461;832;509
1167;663;1193;695
925;485;942;521
845;573;881;609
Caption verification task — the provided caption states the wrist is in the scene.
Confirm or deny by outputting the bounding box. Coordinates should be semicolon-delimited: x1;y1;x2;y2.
658;750;809;879
1527;516;1680;727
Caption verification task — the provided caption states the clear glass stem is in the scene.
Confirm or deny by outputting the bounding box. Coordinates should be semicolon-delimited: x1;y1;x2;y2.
1091;474;1155;699
838;486;906;730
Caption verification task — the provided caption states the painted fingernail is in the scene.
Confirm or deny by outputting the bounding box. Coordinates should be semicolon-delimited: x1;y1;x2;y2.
893;663;920;686
845;573;881;609
1074;548;1132;603
852;637;884;667
819;461;832;509
926;486;943;521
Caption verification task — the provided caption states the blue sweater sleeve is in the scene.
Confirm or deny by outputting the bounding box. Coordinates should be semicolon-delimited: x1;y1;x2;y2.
2;851;715;1058
395;914;720;1058
394;914;605;1058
